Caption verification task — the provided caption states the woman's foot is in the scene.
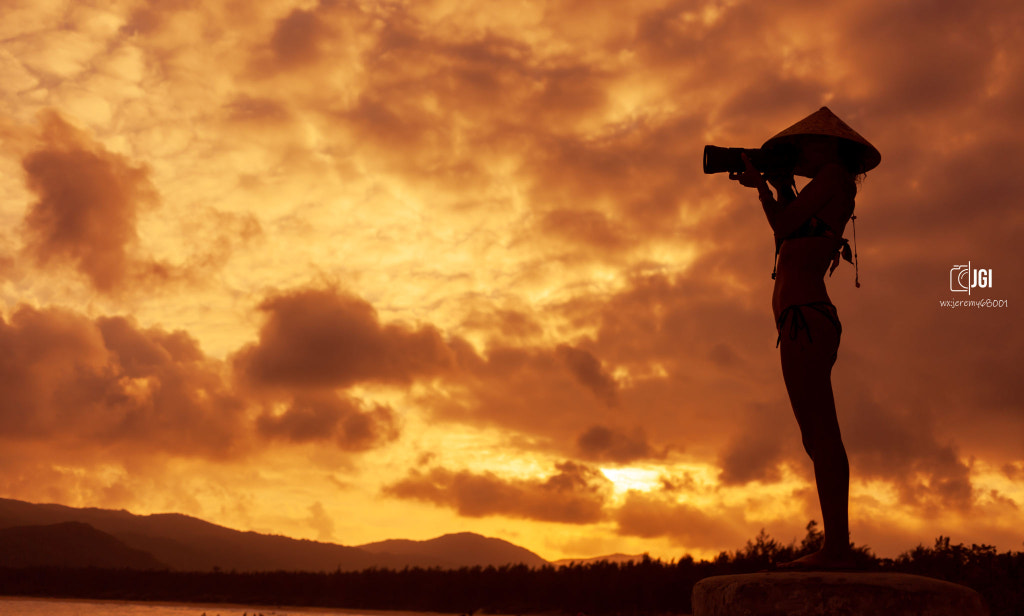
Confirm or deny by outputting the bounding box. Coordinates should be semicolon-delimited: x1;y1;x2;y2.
776;548;857;571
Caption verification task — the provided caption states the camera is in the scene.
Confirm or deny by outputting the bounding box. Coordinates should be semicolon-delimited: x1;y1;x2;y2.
950;265;971;292
702;143;798;175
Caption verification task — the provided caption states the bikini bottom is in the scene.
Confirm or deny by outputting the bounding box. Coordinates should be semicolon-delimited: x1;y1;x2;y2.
776;301;842;349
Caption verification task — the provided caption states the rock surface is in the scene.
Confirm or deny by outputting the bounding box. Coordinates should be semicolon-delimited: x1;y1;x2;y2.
692;571;988;616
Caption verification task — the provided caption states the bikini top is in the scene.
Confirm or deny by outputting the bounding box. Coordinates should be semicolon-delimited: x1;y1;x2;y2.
773;215;860;287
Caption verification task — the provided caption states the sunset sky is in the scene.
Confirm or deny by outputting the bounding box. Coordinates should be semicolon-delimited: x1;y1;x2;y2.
1;0;1022;563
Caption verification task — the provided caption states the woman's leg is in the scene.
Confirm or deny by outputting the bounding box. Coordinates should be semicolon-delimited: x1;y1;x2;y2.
779;307;851;565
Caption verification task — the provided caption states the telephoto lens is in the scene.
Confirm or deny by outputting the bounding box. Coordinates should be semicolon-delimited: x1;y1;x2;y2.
702;144;797;175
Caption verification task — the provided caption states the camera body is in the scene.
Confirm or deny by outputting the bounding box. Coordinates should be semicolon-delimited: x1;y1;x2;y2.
949;265;971;292
702;144;798;175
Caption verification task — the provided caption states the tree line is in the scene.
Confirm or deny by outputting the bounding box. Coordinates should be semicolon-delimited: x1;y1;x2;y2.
0;522;1020;616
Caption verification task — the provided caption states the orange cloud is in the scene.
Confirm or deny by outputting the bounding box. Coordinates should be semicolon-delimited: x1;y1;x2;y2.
269;9;328;68
256;392;398;451
21;112;156;293
615;491;747;550
16;111;253;295
0;304;244;458
716;402;787;486
576;425;664;464
556;344;619;406
421;343;638;461
233;287;462;390
384;461;613;524
0;294;416;461
841;389;974;515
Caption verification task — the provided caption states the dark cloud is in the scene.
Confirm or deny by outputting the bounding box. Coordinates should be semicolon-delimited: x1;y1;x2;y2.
0;298;408;461
383;461;613;524
233;287;461;389
98;314;205;368
717;402;787;486
17;112;247;293
843;389;975;514
338;93;445;167
577;425;662;464
1002;463;1024;482
556;344;618;406
21;112;156;293
256;392;398;451
614;491;747;550
121;0;199;36
271;9;327;67
657;472;699;494
0;305;244;458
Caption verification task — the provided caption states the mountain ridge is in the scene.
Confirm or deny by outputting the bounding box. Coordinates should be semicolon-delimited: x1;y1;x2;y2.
0;521;167;569
357;531;547;568
0;497;553;572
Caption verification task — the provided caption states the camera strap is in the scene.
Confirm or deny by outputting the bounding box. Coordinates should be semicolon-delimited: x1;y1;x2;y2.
772;241;780;281
851;215;860;288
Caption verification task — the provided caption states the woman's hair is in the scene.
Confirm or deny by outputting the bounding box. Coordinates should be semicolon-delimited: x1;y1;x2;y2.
837;138;869;183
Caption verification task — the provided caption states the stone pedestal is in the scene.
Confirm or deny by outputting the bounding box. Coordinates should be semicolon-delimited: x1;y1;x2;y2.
691;571;988;616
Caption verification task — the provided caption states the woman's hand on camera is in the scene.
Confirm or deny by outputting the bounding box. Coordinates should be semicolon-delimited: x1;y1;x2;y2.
729;153;768;190
764;171;794;192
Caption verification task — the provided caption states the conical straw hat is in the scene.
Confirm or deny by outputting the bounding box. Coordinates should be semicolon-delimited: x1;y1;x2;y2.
762;106;881;174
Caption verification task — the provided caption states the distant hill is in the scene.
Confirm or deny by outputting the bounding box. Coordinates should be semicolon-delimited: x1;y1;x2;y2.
0;521;166;569
0;498;549;572
0;497;384;572
357;532;547;568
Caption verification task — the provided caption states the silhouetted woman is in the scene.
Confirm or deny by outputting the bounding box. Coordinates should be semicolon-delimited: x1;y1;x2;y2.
731;107;880;569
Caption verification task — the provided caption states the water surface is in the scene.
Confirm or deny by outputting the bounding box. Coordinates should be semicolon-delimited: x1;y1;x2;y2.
0;597;443;616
